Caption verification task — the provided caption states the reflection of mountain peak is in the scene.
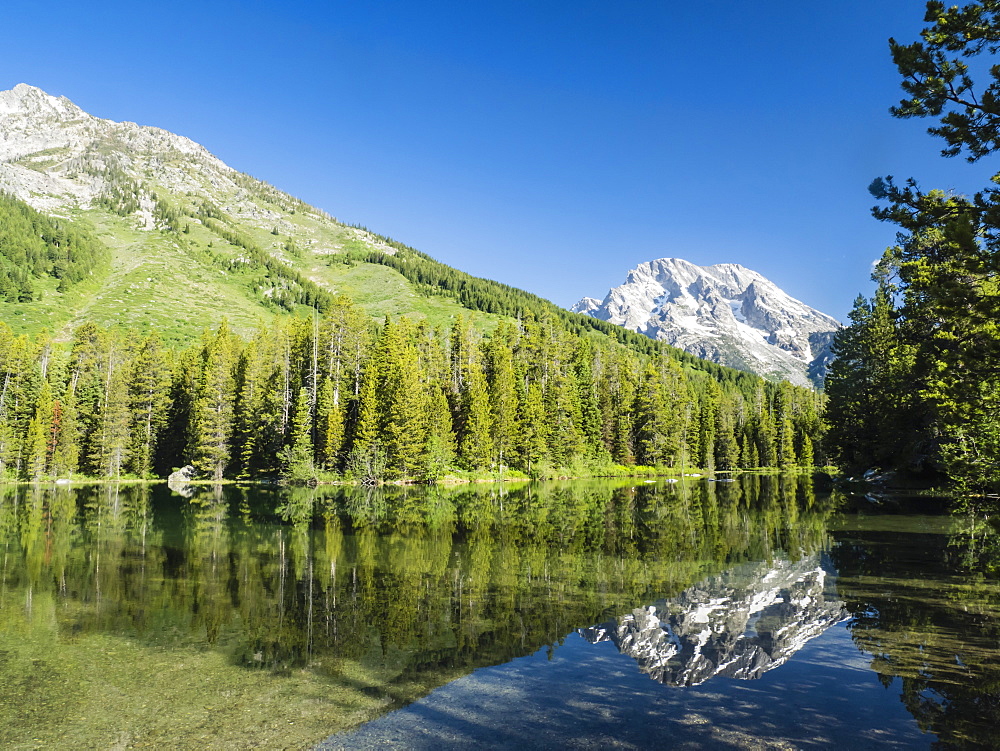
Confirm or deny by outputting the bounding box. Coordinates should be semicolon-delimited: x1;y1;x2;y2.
580;555;846;686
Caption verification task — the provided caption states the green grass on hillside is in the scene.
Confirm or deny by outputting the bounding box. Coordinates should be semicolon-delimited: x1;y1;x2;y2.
0;196;503;345
0;210;281;345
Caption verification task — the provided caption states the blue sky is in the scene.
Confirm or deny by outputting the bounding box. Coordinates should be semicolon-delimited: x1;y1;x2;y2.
2;1;990;320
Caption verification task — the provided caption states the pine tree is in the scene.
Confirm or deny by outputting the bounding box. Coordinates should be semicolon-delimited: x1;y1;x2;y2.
634;363;670;466
458;363;491;470
158;346;201;474
798;433;815;469
778;418;797;470
281;387;315;481
315;377;344;470
606;353;637;465
90;340;132;479
49;390;79;478
65;323;107;475
23;381;52;480
128;333;172;477
190;323;239;481
825;283;907;470
351;356;380;456
572;339;603;457
699;382;719;471
233;331;285;476
518;382;549;475
423;383;456;479
381;318;428;476
485;323;519;471
715;394;740;471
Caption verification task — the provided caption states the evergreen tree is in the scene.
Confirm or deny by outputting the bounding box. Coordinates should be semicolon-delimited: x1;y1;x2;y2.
485;323;519;471
90;340;132;479
715;393;740;471
128;333;172;477
423;383;456;480
830;1;1000;491
380;318;428;476
315;377;344;470
572;339;604;456
281;387;315;481
458;363;492;470
23;381;52;480
518;382;549;475
190;323;239;481
351;355;380;457
699;382;719;471
49;390;79;478
634;363;673;466
825;284;909;470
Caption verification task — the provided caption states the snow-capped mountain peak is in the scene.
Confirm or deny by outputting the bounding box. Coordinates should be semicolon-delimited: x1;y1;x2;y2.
572;258;840;386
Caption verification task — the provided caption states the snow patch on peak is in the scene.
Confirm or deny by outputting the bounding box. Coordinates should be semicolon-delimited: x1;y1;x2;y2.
573;257;841;387
570;296;602;315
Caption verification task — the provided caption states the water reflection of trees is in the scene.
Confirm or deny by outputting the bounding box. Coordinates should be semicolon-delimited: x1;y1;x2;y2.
0;476;834;704
831;506;1000;749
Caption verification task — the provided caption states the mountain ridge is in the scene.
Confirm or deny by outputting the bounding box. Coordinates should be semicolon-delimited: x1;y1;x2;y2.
0;84;830;482
0;84;776;389
0;84;826;397
572;257;840;386
0;83;498;344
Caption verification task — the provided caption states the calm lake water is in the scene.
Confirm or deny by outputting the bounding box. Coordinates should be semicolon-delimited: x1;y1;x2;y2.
0;477;997;749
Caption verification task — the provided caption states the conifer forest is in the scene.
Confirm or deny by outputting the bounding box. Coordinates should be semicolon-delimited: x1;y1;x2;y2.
0;303;823;483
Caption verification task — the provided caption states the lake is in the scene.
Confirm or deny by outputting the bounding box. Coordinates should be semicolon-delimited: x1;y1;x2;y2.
0;477;997;749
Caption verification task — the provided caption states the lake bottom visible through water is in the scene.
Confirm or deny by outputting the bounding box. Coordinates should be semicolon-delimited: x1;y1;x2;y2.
319;623;929;750
0;478;997;749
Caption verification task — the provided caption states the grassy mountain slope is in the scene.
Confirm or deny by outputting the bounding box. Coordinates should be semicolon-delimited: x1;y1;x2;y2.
0;84;778;393
0;189;493;346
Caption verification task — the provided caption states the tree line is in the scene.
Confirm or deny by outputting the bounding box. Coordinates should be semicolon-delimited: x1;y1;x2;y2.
0;298;824;482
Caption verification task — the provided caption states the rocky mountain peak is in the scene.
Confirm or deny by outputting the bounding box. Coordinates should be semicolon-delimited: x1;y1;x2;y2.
570;296;602;315
0;84;238;213
0;83;87;120
573;257;840;387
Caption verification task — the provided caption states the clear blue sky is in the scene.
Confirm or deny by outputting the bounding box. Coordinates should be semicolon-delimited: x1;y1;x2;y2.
2;0;991;321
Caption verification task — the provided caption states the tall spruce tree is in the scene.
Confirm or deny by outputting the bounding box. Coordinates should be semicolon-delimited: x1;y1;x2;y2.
281;387;315;481
190;323;239;481
90;339;132;479
380;318;428;476
484;323;519;471
128;333;172;478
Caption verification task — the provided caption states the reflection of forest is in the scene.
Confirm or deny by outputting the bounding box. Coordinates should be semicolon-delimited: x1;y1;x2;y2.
831;508;1000;749
0;476;831;708
7;480;996;747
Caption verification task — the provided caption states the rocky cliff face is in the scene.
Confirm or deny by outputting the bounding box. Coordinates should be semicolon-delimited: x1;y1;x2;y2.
571;258;840;387
578;554;846;686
